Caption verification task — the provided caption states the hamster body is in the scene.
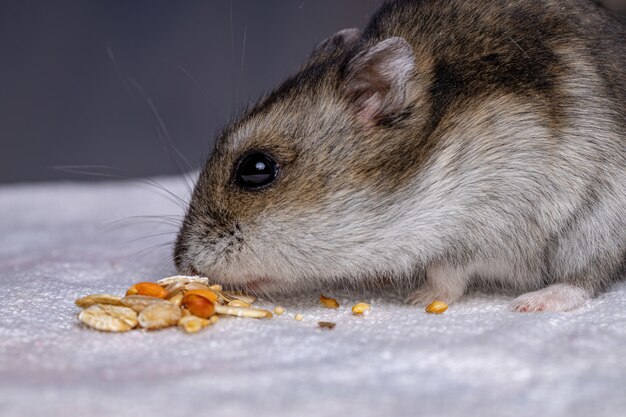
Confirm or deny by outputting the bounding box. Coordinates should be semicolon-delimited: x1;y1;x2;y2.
175;0;626;312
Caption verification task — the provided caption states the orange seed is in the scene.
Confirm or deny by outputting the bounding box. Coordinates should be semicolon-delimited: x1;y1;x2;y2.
126;282;168;298
182;294;216;318
184;289;218;303
320;294;339;309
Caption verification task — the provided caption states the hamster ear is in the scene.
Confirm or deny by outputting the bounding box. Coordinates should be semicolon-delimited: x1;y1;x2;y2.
313;28;362;55
343;37;415;125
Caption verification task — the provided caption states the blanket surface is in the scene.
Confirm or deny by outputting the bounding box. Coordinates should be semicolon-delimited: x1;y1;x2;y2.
1;177;624;417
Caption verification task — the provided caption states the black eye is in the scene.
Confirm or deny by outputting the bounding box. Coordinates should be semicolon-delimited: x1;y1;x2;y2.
235;151;279;190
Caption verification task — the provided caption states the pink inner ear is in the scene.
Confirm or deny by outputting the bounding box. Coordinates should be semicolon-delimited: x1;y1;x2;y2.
344;37;415;126
359;92;384;126
348;68;394;125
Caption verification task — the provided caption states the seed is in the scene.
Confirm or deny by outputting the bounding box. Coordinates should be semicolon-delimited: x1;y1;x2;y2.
274;306;285;315
214;304;272;319
351;302;370;315
320;294;339;309
75;294;123;309
318;321;336;329
78;304;138;332
126;282;168;298
184;289;218;303
156;275;209;287
294;314;304;321
121;295;170;313
220;291;256;305
185;282;215;292
425;300;448;314
182;294;216;318
209;284;223;291
163;281;185;298
137;302;181;329
178;315;210;333
209;315;219;325
227;299;251;308
168;293;184;308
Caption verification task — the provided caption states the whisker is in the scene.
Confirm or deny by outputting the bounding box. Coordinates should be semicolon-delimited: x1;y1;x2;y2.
107;214;182;225
106;44;135;101
154;127;197;193
229;0;238;111
179;66;210;101
126;231;179;244
129;240;176;261
125;76;197;194
134;177;190;210
50;165;128;179
241;26;247;74
106;45;198;192
50;166;191;216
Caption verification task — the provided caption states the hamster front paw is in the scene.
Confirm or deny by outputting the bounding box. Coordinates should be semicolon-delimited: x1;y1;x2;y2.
406;263;468;305
510;284;591;312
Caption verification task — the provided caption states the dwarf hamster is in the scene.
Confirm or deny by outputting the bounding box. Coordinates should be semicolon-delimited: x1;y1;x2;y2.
175;0;626;312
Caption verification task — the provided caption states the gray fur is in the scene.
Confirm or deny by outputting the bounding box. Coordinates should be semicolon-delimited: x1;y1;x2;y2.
175;0;625;312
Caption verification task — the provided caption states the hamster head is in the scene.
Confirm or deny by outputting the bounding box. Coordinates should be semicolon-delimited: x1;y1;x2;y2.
175;30;429;294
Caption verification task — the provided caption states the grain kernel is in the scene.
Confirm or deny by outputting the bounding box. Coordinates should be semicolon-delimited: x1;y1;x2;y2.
209;284;223;292
184;288;218;303
220;291;257;305
214;304;272;319
178;315;210;333
351;302;370;315
78;304;137;332
163;281;185;298
126;282;168;298
227;299;251;308
121;295;170;312
75;294;123;309
320;294;339;309
137;302;181;329
274;306;285;315
294;314;303;321
182;294;216;318
318;321;336;329
209;315;219;325
184;282;214;291
156;275;209;287
425;300;448;314
168;293;184;308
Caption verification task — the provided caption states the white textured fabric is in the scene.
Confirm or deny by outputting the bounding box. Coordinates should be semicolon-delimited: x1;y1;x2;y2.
1;178;625;417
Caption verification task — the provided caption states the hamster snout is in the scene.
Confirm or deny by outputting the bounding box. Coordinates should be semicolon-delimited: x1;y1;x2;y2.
175;0;626;311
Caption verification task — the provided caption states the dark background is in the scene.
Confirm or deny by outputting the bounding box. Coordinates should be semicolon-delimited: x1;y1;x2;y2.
0;0;383;183
1;0;624;184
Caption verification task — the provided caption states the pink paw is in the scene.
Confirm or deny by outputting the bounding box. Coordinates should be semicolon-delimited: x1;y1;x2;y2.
511;284;590;313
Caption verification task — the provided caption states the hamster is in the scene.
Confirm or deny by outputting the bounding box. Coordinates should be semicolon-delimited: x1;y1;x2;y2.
174;0;626;312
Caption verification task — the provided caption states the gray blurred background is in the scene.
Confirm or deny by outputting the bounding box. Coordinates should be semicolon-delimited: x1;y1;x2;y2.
1;0;624;184
0;0;383;183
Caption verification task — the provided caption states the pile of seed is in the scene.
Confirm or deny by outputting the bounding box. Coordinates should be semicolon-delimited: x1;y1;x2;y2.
75;276;448;333
76;275;271;333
